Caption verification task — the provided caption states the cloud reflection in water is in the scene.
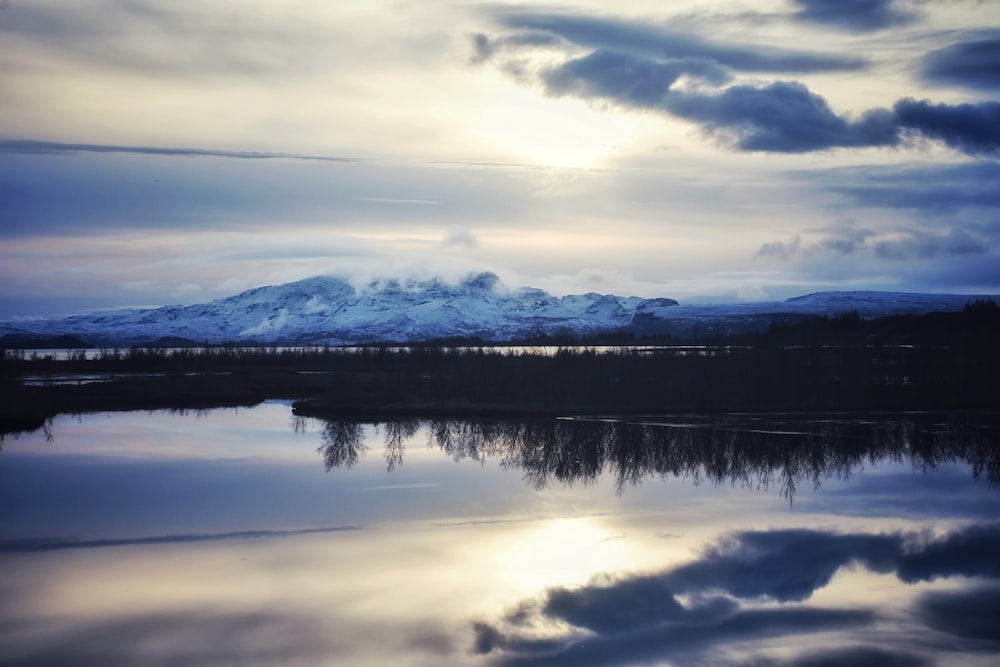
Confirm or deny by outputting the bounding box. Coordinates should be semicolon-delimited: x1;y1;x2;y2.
472;523;1000;666
1;407;998;665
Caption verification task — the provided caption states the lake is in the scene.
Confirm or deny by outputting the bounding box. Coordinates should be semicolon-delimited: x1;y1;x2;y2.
1;403;998;666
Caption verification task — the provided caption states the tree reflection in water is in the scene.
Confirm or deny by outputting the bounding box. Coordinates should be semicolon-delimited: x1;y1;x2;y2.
316;413;1000;501
319;420;367;469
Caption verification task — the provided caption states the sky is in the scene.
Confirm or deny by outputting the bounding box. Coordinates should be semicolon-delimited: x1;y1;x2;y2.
1;0;999;319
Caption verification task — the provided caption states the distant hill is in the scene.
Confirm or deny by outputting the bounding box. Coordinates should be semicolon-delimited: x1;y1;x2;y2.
0;273;993;346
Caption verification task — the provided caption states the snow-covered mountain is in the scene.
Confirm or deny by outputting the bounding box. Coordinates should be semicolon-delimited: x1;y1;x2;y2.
0;273;991;346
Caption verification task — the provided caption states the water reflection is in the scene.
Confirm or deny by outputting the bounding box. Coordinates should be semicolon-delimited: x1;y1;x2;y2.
472;521;1000;666
2;405;999;666
318;413;1000;501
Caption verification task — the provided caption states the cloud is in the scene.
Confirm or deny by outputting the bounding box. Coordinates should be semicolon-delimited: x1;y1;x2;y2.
827;162;1000;212
471;621;572;657
920;33;1000;92
0;0;373;82
819;233;871;255
0;139;365;163
470;31;568;64
757;228;987;262
529;48;898;153
480;11;1000;157
665;82;899;153
759;227;876;259
894;98;1000;156
874;229;987;259
441;227;479;248
756;235;803;260
791;0;920;32
542;59;997;155
747;219;999;292
543;50;731;104
494;11;868;72
239;307;289;337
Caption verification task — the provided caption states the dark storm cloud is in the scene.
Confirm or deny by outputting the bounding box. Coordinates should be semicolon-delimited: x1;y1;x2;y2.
494;12;868;72
791;0;919;32
894;98;1000;156
665;82;899;152
542;49;731;104
474;524;1000;665
532;48;899;153
542;61;998;155
920;33;1000;92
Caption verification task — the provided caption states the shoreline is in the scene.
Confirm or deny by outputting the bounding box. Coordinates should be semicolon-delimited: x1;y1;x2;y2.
4;341;999;437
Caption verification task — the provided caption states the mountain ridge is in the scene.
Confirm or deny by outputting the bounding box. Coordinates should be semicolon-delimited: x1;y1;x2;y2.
0;273;992;346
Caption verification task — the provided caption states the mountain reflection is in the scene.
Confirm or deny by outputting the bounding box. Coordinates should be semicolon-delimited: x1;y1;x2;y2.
317;414;1000;500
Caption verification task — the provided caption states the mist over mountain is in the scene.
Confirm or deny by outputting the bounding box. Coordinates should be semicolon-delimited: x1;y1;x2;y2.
0;272;990;347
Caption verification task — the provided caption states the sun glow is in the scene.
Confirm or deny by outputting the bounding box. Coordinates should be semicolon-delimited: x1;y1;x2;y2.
478;85;652;169
503;517;629;592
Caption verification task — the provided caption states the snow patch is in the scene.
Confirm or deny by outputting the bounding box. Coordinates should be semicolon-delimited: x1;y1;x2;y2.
239;308;289;337
304;295;327;314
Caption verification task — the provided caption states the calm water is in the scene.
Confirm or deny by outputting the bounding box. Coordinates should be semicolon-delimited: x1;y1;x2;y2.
1;404;998;666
